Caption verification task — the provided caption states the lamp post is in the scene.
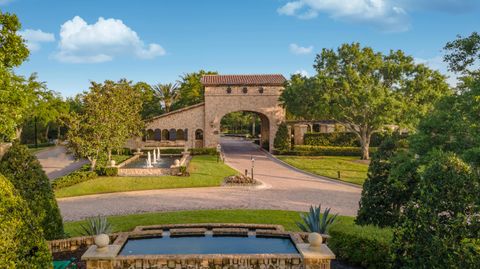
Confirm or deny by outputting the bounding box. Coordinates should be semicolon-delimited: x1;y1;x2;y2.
216;144;222;162
251;156;255;181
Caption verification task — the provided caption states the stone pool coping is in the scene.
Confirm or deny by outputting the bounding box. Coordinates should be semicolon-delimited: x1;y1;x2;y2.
116;151;190;176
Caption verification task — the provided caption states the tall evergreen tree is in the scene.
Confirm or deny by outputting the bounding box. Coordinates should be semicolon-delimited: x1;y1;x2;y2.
0;143;64;239
0;174;52;268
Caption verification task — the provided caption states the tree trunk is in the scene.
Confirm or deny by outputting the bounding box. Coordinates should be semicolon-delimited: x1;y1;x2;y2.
57;125;61;140
15;126;23;141
360;130;371;160
89;158;97;171
107;149;112;162
45;124;50;141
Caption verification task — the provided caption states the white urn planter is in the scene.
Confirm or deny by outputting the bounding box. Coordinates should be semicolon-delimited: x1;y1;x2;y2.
94;234;110;252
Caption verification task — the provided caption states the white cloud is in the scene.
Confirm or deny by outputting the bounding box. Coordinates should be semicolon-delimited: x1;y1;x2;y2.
290;43;313;55
278;0;409;32
415;56;458;86
19;29;55;51
55;16;165;63
294;69;310;77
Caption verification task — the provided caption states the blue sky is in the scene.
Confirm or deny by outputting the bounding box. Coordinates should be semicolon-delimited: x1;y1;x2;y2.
2;0;479;96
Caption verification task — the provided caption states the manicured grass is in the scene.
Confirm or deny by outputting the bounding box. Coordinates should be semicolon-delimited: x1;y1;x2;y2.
64;209;355;237
276;156;368;185
55;155;237;198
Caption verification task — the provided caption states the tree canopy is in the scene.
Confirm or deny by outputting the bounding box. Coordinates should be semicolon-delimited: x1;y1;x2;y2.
281;43;451;159
172;70;217;109
66;79;143;169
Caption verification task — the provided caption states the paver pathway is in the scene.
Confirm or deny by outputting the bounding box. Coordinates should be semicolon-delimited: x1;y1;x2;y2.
58;138;361;221
36;145;88;180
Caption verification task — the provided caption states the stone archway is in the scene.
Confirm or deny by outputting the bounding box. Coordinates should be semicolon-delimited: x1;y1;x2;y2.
201;75;285;152
219;110;270;150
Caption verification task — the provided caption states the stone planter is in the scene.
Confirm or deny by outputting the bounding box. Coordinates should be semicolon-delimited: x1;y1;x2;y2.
94;234;109;252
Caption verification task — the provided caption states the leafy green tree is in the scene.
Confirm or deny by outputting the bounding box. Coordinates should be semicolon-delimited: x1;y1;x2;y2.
134;82;164;119
274;122;290;151
0;174;52;268
172;70;217;109
153;82;178;113
444;32;480;80
0;11;29;68
393;151;480;268
67;79;143;167
0;143;64;239
357;136;418;227
281;43;451;159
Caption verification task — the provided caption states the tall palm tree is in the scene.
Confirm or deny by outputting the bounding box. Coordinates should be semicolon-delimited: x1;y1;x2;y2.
152;83;178;113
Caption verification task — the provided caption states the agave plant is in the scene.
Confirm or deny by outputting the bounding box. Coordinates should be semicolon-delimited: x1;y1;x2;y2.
296;204;338;234
79;216;112;236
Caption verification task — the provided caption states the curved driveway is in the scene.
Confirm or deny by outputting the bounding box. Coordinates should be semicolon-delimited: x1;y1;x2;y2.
58;138;361;221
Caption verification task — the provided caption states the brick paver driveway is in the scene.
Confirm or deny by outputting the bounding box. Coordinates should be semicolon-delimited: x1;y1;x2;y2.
58;138;361;221
36;145;89;180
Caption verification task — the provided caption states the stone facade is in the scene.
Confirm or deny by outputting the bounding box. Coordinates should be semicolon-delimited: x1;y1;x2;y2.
131;75;286;153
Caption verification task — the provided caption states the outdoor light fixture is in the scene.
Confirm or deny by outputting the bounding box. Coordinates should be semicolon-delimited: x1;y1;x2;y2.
251;156;255;181
242;87;248;93
226;87;232;94
258;87;264;93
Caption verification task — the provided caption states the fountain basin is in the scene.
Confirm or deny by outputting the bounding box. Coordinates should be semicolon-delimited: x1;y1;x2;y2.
122;156;176;169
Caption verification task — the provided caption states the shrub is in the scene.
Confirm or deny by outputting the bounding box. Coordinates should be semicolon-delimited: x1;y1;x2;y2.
189;147;217;155
0;143;64;240
296;204;338;234
0;174;52;268
356;137;418;227
52;171;98;189
159;148;183;154
274;122;290;150
276;145;377;156
96;167;118;176
304;132;359;147
393;151;480;268
79;216;112;236
328;221;394;269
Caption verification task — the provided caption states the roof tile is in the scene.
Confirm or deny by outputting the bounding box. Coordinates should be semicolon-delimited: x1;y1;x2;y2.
201;74;286;86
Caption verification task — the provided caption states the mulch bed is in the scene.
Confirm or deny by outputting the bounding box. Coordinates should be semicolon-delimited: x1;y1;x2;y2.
52;246;88;269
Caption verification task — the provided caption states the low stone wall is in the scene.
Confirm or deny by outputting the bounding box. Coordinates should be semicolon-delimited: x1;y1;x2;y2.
87;254;303;269
48;234;118;253
117;167;176;176
116;154;140;168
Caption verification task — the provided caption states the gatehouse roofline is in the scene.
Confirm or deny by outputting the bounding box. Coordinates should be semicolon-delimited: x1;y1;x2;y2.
201;74;286;86
146;102;205;122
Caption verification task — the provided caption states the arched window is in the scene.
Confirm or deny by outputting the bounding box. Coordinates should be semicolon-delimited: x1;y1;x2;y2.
184;129;188;141
154;129;161;141
195;129;204;140
146;129;154;140
176;129;185;140
169;129;177;141
161;129;170;140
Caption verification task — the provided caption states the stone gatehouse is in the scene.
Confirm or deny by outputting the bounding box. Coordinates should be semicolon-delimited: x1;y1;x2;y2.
128;74;286;152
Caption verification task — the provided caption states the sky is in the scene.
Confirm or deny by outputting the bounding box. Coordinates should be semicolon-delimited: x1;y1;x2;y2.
2;0;479;97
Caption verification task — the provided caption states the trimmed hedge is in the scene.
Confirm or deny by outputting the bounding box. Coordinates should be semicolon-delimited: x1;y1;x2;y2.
328;221;394;269
52;171;98;189
0;174;52;268
304;132;396;147
96;167;118;176
0;143;64;240
190;147;218;155
276;146;377;156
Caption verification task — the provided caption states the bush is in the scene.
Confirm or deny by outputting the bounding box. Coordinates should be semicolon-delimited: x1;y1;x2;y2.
393;151;480;268
356;138;418;227
156;148;183;155
328;221;394;269
96;167;118;176
189;147;218;155
0;143;64;240
0;174;52;268
276;145;377;156
52;171;98;189
304;132;359;147
274;122;290;150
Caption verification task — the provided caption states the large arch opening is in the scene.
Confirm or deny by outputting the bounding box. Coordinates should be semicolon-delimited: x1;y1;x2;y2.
220;111;269;151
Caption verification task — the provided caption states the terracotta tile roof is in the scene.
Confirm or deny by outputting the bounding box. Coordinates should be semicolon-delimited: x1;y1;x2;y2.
201;74;286;86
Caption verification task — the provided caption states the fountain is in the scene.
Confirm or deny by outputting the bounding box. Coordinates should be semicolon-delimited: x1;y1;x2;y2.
157;147;161;159
152;150;158;164
145;151;153;168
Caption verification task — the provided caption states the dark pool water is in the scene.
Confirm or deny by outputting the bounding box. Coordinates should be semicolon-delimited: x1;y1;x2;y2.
123;156;176;168
119;236;299;255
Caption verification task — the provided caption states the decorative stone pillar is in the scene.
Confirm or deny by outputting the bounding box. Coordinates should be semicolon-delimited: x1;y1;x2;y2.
293;124;308;146
297;233;336;269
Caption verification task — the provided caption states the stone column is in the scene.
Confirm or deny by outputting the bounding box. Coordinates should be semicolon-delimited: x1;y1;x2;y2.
293;124;308;146
297;233;336;269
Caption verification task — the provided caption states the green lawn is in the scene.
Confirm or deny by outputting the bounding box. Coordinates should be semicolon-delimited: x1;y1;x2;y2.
276;156;368;185
55;155;237;198
64;209;354;237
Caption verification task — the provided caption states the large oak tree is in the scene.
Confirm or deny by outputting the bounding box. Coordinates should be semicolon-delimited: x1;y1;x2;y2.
281;43;451;159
